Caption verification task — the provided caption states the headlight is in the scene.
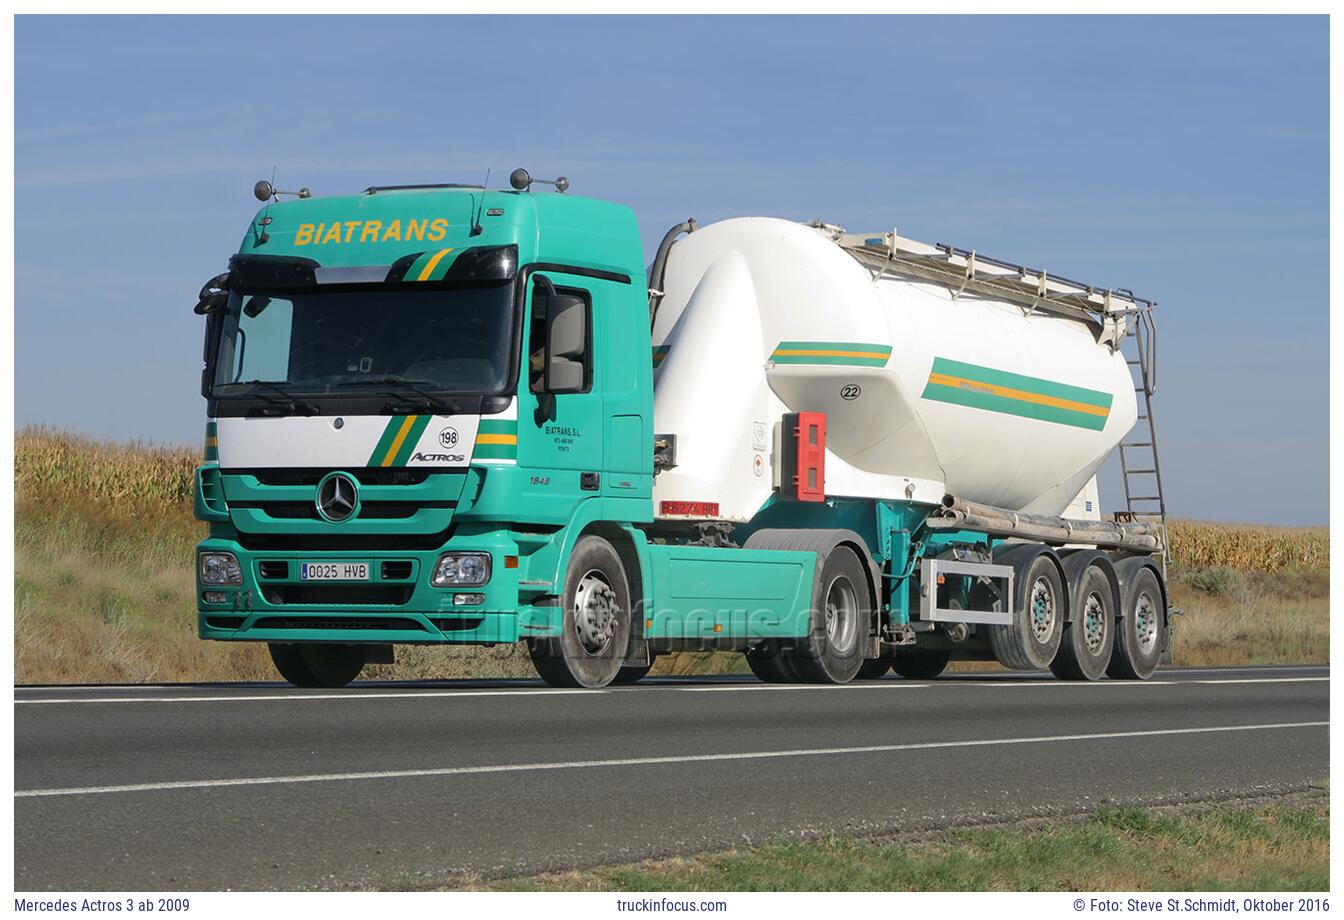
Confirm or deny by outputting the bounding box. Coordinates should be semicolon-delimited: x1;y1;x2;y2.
431;552;491;587
199;552;243;586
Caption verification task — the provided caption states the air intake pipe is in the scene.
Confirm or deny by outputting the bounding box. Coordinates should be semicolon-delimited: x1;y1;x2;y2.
648;219;698;328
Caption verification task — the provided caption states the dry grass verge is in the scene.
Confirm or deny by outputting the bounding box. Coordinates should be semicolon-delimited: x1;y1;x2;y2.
13;429;1329;684
419;794;1329;891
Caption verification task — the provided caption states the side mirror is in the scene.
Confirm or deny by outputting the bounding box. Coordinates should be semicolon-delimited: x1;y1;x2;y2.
194;272;231;315
544;294;588;393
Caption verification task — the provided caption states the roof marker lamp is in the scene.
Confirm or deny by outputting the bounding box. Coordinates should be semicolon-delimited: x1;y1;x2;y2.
199;552;243;586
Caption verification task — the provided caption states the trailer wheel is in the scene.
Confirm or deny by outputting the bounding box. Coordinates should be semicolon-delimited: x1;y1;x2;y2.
1050;566;1115;681
891;647;951;679
528;535;631;688
268;643;367;688
793;545;868;684
855;658;891;679
745;641;802;683
988;553;1065;670
1108;566;1165;680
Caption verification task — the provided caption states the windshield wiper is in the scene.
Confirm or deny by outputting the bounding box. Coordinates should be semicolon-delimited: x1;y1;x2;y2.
336;376;460;414
231;380;321;416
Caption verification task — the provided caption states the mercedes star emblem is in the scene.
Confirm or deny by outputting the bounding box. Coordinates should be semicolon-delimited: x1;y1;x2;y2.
316;473;358;523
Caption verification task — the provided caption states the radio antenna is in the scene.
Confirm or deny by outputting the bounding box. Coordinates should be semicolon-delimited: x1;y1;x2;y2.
471;168;491;236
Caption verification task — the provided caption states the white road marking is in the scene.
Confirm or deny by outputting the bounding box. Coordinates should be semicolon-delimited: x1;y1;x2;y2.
15;721;1327;799
14;689;606;705
679;683;930;692
677;676;1328;693
1186;678;1328;685
13;675;1325;704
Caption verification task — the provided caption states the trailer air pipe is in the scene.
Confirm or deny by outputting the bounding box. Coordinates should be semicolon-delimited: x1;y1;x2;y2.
648;219;699;328
927;495;1163;553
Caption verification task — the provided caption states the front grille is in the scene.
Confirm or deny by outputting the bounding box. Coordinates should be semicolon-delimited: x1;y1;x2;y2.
239;502;320;521
260;585;415;606
238;530;454;551
258;561;290;579
253;616;427;631
380;561;414;580
358;502;454;519
233;500;453;521
232;468;434;487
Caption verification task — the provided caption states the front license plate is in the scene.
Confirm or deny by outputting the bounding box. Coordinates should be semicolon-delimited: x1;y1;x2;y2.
300;562;370;581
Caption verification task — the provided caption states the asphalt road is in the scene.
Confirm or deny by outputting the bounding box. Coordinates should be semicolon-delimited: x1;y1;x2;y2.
14;664;1329;891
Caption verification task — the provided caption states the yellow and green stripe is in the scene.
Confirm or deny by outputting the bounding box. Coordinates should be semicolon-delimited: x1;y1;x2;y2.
403;248;456;282
652;345;670;368
474;419;518;461
204;422;219;462
366;415;433;467
770;341;892;368
921;357;1113;431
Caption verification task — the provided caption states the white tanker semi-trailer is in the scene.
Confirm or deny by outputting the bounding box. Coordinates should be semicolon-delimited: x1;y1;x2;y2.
647;216;1168;683
194;177;1169;687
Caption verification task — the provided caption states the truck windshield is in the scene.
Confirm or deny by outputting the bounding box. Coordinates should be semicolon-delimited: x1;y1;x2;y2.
210;281;515;398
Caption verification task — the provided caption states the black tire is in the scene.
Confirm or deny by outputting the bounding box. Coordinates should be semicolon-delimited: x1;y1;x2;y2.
1050;566;1116;681
528;535;632;688
1108;566;1165;680
268;643;316;686
855;657;892;679
792;546;869;684
989;553;1065;671
745;641;801;683
613;658;656;685
890;647;951;679
269;643;367;688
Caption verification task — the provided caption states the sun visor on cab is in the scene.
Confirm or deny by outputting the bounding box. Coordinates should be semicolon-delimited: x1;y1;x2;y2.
227;244;518;290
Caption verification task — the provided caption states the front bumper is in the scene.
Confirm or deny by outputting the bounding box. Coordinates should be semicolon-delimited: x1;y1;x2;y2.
195;530;561;645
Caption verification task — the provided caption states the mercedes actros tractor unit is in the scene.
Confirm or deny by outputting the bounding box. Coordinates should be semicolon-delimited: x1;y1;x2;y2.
192;169;1170;688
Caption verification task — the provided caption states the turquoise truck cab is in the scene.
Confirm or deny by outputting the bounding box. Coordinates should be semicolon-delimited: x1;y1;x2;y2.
195;178;673;680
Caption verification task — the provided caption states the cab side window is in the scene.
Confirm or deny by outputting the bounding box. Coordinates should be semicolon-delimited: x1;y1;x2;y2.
528;279;592;394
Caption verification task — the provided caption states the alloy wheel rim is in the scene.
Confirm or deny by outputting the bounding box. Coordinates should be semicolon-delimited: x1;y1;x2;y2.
1030;576;1056;643
573;570;618;656
824;575;859;655
1135;591;1159;655
1083;592;1106;654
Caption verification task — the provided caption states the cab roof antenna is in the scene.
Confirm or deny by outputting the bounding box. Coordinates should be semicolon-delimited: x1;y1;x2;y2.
470;168;491;236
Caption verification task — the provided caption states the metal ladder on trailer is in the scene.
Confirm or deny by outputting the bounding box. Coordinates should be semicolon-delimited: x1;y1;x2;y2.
1116;303;1169;566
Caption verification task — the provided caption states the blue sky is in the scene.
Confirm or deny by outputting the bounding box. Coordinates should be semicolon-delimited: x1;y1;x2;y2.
15;15;1328;525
